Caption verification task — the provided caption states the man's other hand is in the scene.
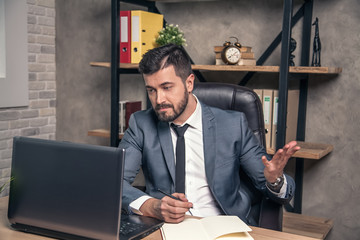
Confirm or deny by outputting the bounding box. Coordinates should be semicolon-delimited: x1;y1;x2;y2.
262;141;300;183
139;193;193;223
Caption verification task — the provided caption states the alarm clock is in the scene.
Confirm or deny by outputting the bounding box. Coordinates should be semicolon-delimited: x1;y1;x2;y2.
221;37;242;65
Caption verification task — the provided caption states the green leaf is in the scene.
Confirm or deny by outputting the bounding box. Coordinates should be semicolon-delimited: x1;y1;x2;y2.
0;177;14;194
156;23;187;46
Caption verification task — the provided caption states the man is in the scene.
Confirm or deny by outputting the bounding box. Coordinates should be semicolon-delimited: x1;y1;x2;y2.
120;44;299;225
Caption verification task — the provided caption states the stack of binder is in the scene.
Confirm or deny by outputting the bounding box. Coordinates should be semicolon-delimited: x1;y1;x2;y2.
120;10;164;64
253;89;299;151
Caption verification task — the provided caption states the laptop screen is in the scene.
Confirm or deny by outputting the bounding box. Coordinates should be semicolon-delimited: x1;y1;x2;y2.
8;137;124;240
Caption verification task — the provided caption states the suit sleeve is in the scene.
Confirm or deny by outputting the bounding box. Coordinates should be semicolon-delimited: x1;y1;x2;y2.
238;113;295;204
118;113;150;211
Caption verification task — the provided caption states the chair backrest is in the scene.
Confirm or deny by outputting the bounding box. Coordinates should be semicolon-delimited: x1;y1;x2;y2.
193;82;266;147
193;82;282;231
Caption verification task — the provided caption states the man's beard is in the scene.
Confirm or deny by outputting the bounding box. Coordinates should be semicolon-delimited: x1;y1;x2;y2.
155;90;189;122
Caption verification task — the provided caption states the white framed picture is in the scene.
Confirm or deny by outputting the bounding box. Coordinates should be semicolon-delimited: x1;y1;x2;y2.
0;0;28;108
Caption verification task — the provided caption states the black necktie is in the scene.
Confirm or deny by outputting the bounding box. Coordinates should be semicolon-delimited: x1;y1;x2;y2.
171;123;189;193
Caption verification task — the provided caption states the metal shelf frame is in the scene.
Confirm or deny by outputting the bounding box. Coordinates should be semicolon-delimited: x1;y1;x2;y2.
276;0;314;214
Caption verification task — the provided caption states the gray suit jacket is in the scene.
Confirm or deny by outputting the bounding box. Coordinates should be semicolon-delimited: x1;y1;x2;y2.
119;102;295;224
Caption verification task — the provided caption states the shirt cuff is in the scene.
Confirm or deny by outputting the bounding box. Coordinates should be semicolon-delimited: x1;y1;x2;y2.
129;195;153;215
266;174;287;198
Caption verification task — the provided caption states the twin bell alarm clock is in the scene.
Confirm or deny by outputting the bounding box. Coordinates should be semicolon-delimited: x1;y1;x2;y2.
221;36;242;65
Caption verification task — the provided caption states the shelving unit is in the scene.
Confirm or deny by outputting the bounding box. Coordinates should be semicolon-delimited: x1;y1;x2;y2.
89;61;339;161
91;62;342;74
91;0;341;238
87;127;334;160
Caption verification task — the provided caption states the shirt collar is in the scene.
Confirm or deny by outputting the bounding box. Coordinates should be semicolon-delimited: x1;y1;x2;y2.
170;94;202;130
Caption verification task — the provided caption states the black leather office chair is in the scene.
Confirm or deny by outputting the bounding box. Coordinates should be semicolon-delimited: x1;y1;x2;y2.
193;82;283;231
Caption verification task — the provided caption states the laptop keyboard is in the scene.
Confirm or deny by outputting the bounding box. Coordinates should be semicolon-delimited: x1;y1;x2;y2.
120;221;144;235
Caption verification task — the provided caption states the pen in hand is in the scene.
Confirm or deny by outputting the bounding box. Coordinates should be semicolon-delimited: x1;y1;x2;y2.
157;188;193;216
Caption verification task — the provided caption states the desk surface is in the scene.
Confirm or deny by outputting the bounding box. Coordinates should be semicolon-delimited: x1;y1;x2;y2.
0;197;317;240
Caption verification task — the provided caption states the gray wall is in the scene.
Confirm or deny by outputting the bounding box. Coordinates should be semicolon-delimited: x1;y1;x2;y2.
56;0;111;145
56;1;359;239
56;0;146;146
303;1;360;239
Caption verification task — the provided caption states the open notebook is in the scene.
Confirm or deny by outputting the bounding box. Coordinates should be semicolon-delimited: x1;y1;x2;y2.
8;137;163;240
161;215;253;240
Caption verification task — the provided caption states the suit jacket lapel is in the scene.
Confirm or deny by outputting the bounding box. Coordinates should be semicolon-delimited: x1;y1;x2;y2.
156;103;217;189
158;121;176;185
201;103;217;186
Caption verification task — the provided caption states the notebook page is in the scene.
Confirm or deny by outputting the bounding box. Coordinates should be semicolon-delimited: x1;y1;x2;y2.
161;218;208;240
200;216;252;239
216;232;254;240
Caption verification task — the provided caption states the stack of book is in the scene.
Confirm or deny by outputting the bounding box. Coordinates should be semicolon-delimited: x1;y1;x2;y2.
119;101;142;134
120;10;163;63
214;46;256;66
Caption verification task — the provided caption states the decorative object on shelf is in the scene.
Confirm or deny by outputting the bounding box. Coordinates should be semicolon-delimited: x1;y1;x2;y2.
289;38;297;66
311;17;321;67
221;37;242;65
214;38;256;66
156;24;187;46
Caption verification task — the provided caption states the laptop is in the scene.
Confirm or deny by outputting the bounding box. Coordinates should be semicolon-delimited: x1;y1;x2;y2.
8;136;163;240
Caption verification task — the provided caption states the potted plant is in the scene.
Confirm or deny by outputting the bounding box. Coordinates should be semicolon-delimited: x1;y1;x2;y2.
0;177;14;195
156;24;187;46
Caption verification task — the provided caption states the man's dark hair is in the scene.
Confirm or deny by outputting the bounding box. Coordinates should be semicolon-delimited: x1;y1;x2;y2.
139;44;193;81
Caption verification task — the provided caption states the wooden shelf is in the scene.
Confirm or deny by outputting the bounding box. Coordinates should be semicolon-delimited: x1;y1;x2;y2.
192;65;342;74
283;211;334;239
267;141;333;160
88;129;123;139
88;130;332;160
90;62;342;74
90;62;111;68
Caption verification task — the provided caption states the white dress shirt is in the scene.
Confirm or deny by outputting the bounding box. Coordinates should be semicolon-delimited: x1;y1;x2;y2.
130;95;287;216
169;96;222;217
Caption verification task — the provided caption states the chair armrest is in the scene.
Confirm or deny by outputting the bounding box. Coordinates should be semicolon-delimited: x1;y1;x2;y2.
259;197;283;231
